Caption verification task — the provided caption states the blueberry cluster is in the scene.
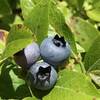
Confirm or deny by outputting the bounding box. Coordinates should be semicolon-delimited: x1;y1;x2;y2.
14;34;71;90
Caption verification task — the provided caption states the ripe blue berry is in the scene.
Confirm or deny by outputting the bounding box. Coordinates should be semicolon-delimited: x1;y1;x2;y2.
27;62;57;90
40;35;71;66
14;42;40;69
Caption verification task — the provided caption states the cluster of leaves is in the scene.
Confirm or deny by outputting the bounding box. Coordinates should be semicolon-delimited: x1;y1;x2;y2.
0;0;100;99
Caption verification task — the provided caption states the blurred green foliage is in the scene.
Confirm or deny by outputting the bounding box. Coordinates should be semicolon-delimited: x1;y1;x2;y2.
0;0;100;99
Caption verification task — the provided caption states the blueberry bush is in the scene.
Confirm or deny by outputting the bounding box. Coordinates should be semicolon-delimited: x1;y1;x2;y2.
0;0;100;100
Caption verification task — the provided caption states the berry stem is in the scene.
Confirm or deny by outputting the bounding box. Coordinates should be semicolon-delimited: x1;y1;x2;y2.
26;81;34;97
79;60;86;74
71;50;86;74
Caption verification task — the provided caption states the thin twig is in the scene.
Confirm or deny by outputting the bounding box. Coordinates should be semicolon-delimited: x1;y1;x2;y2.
26;81;34;97
71;50;86;74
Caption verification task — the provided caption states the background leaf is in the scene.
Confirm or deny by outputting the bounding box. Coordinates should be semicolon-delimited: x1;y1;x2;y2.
44;70;100;100
49;1;77;54
0;0;100;99
2;24;34;58
0;29;9;53
0;59;31;99
90;73;100;87
84;0;100;22
84;35;100;86
87;0;100;8
20;0;35;19
68;17;100;51
64;0;84;10
86;8;100;22
84;36;100;71
0;0;11;17
24;0;49;43
22;97;37;100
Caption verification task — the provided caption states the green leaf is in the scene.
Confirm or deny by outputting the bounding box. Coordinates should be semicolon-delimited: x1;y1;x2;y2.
0;42;5;55
49;2;77;54
86;8;100;22
88;59;100;72
0;14;15;30
76;43;85;53
31;0;41;4
92;0;100;8
0;0;11;17
84;0;100;22
0;29;8;54
85;0;100;8
13;15;23;25
69;17;100;51
24;0;49;43
44;70;100;100
22;97;37;100
84;36;100;71
90;73;100;87
44;88;100;100
20;0;35;19
0;60;31;99
64;0;84;10
2;24;34;58
84;34;100;88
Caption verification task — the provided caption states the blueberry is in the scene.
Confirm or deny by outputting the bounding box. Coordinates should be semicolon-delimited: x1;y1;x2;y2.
14;42;40;69
27;61;57;90
40;34;71;66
